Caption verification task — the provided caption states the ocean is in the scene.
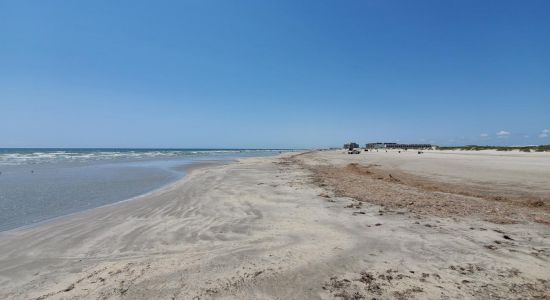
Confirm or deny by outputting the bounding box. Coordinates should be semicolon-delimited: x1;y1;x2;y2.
0;148;284;232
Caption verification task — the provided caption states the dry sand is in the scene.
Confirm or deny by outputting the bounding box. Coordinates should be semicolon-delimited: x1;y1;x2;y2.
299;149;550;224
0;150;549;299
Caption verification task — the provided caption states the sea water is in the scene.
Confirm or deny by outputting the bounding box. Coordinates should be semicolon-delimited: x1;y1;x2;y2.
0;148;283;232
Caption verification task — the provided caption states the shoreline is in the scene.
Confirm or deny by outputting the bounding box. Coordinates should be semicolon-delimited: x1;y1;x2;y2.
0;150;548;299
0;149;287;233
0;160;230;236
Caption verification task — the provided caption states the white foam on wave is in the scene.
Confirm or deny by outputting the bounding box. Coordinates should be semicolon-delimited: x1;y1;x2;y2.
0;149;281;166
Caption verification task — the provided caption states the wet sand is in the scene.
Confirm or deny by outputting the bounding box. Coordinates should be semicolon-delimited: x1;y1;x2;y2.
0;151;549;299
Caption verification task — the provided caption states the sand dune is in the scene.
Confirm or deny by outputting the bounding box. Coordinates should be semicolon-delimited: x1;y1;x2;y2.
0;151;549;299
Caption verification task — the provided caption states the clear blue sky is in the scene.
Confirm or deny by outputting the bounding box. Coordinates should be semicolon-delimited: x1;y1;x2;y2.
1;0;549;148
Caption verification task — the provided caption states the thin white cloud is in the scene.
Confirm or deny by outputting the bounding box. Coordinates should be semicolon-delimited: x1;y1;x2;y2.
496;130;510;138
480;133;489;137
539;129;549;138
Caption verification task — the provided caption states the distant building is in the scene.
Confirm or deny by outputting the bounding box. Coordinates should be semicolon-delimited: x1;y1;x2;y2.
365;142;433;150
343;142;360;149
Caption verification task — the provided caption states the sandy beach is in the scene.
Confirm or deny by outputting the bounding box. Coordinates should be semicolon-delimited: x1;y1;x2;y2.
1;150;549;299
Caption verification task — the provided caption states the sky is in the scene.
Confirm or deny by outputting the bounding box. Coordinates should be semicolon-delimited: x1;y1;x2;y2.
1;0;549;148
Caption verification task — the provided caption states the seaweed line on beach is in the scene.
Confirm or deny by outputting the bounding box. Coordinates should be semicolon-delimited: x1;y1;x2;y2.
287;152;550;225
